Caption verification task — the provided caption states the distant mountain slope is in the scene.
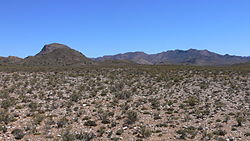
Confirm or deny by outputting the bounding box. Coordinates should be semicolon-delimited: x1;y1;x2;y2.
0;56;23;65
94;52;152;64
95;49;250;66
1;44;249;66
21;43;93;66
97;60;137;66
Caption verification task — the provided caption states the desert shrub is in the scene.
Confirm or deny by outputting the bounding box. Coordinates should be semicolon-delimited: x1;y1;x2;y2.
176;126;197;139
101;116;110;124
0;125;7;133
57;117;69;128
71;92;82;102
0;111;11;124
62;130;75;141
84;120;97;127
150;98;160;109
11;129;25;140
216;119;222;122
0;91;9;99
33;114;45;125
244;132;250;136
116;129;124;135
98;110;111;124
1;98;15;109
216;137;227;141
213;130;227;136
125;110;138;125
82;116;91;120
153;113;162;120
115;91;132;100
138;126;152;138
214;100;225;109
165;100;174;106
100;90;108;96
185;126;197;139
236;116;246;126
97;126;106;137
176;129;187;139
28;102;38;112
184;96;199;106
111;137;122;141
231;127;237;131
75;131;96;140
156;123;168;128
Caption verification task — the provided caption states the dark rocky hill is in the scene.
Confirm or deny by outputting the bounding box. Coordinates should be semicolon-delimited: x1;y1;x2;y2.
0;56;23;65
95;49;250;66
21;43;93;66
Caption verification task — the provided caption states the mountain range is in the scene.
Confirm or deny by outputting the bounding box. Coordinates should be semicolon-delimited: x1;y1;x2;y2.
95;49;250;66
0;43;249;66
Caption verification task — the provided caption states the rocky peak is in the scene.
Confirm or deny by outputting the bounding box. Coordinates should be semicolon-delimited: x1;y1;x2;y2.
185;49;217;56
22;43;94;66
37;43;70;55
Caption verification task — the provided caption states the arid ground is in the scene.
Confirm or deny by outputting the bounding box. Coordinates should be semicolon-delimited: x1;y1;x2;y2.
0;65;249;141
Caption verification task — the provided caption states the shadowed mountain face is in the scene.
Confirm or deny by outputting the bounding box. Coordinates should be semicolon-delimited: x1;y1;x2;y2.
21;43;93;66
95;49;250;66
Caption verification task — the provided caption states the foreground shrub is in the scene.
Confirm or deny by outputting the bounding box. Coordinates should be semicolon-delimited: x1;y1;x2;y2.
11;129;25;140
125;110;138;125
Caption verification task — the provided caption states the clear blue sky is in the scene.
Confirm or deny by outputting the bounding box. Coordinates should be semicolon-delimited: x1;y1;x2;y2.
0;0;250;58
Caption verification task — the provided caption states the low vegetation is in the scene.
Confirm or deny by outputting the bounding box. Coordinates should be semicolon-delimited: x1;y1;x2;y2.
0;65;249;140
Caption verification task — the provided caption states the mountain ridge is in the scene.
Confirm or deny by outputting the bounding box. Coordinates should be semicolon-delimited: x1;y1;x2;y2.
94;49;250;66
0;56;23;65
1;43;250;66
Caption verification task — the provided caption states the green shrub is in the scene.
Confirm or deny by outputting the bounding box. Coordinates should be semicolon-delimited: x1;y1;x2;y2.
116;129;124;135
0;111;11;124
139;126;152;138
125;110;138;124
57;117;69;128
1;99;15;109
75;131;96;140
176;126;197;139
97;126;106;137
115;91;132;100
213;130;227;136
244;132;250;136
71;92;82;102
150;98;160;109
28;102;38;112
0;125;7;133
236;116;246;126
84;120;97;127
33;114;45;125
184;96;199;106
11;129;25;140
